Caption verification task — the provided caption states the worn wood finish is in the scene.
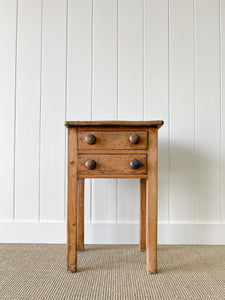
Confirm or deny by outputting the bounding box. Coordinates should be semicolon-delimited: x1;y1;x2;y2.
78;174;148;179
78;179;84;251
67;128;78;272
146;128;158;273
78;149;148;154
139;179;146;251
65;120;163;273
65;120;164;128
78;154;147;176
78;131;147;150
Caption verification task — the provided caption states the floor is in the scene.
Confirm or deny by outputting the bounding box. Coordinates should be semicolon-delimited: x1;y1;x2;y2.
0;244;224;299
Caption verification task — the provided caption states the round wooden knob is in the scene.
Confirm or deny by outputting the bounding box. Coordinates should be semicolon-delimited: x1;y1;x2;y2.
85;159;96;170
130;159;141;169
129;133;140;144
85;134;96;145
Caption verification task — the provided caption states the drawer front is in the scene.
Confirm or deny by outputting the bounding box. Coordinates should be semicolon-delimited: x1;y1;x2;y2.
78;154;147;175
78;131;147;150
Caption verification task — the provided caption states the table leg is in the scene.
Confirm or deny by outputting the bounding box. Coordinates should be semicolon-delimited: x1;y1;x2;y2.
146;128;158;274
78;179;84;251
139;179;146;251
67;128;78;272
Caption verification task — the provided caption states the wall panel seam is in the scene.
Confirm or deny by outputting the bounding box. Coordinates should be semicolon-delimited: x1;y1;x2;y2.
38;0;44;223
219;0;223;224
193;0;197;224
142;0;145;121
64;0;69;222
90;0;94;223
116;0;119;223
168;0;171;224
13;0;19;222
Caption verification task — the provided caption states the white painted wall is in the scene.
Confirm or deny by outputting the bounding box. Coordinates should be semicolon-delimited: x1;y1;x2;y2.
0;0;225;244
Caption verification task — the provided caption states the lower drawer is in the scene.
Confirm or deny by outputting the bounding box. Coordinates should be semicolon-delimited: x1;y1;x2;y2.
78;154;147;176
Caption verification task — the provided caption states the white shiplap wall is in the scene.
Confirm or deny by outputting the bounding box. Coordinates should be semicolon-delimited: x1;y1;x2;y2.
0;0;225;244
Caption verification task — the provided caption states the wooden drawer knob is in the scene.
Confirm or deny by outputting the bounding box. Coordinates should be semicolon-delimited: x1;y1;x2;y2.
130;159;141;169
85;159;96;170
85;134;96;145
129;133;140;144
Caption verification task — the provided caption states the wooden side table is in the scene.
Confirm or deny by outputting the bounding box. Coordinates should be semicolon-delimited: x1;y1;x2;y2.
65;121;164;274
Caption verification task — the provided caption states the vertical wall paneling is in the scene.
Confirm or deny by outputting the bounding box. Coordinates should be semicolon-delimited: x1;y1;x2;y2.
67;0;92;222
92;0;117;222
195;0;221;222
144;0;169;223
15;0;42;220
118;0;143;120
221;0;225;223
0;0;17;220
40;0;67;221
117;179;140;222
117;0;143;222
1;0;225;243
170;0;195;222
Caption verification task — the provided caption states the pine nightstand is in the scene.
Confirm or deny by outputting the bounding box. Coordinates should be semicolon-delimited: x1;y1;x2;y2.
65;121;164;274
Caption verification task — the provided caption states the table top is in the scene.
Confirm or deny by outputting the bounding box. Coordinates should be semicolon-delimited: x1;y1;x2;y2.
65;120;164;129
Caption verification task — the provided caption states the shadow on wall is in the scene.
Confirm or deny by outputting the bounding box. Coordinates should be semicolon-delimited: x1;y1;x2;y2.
158;139;221;224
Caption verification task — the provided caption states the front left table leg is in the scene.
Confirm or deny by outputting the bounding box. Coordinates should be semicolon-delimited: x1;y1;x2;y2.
67;128;78;272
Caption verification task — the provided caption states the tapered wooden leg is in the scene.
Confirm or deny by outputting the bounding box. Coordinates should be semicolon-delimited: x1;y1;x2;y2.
67;128;78;272
146;128;158;274
139;179;146;251
77;179;84;251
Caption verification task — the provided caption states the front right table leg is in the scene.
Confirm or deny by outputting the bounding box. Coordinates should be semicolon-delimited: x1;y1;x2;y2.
146;128;158;274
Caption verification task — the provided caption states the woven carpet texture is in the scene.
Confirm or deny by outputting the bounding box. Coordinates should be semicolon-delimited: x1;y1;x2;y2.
0;244;224;299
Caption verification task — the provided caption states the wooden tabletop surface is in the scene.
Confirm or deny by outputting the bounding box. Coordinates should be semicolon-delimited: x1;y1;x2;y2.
65;120;164;128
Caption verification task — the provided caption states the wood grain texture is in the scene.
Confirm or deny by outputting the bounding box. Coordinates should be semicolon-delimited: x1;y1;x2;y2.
78;154;147;176
146;128;158;273
67;128;78;272
65;121;163;128
78;149;147;154
78;179;84;251
78;174;148;179
78;131;147;150
139;179;146;251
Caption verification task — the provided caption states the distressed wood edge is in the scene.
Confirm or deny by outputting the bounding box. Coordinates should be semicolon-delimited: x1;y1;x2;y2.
64;120;164;129
78;174;148;179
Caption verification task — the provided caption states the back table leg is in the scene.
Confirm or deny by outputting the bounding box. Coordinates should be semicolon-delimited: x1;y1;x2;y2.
78;179;84;251
139;179;146;251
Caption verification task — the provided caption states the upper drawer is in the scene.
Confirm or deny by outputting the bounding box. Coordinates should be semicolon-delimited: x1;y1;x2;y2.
78;131;147;150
